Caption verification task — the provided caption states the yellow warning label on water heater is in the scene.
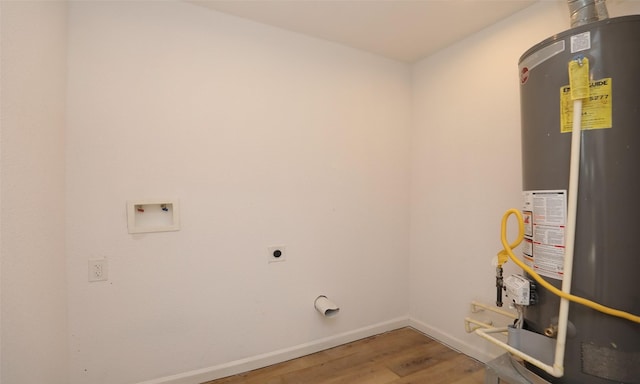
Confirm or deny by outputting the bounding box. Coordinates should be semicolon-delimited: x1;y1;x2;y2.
568;58;590;100
560;78;612;133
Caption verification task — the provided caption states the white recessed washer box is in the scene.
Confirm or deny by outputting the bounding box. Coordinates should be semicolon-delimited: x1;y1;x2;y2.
127;199;180;234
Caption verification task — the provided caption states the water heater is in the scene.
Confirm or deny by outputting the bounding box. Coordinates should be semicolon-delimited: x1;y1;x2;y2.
518;14;640;384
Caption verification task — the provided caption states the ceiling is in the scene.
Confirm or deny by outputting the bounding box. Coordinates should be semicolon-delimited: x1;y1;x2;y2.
189;0;539;63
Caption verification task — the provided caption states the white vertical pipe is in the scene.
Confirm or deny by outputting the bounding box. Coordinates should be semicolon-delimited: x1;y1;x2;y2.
553;98;583;375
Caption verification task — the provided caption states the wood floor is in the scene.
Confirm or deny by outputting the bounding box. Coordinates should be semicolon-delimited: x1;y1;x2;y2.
202;327;485;384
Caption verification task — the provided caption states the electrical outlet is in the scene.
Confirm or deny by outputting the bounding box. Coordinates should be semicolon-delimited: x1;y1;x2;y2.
88;259;108;282
268;246;286;263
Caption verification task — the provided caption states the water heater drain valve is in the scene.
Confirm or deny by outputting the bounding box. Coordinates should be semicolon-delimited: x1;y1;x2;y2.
504;275;538;306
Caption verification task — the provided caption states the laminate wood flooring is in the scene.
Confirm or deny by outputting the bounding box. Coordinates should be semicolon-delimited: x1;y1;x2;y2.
202;327;485;384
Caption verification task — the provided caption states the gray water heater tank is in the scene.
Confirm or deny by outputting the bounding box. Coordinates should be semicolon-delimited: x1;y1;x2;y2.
518;15;640;384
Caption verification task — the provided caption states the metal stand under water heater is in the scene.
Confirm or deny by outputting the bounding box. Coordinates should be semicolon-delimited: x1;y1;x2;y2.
471;2;640;384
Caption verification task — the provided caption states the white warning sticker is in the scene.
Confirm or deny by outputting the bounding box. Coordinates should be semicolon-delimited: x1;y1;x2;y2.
523;190;567;280
571;31;591;53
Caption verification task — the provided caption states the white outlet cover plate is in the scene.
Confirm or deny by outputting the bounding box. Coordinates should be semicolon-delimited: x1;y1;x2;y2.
88;259;108;282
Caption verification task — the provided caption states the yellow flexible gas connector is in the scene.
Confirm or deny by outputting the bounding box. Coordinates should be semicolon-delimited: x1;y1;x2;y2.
498;208;640;324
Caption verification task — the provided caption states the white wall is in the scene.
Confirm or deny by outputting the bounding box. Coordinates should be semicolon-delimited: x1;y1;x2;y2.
3;1;638;383
409;0;640;362
0;1;69;383
65;1;411;383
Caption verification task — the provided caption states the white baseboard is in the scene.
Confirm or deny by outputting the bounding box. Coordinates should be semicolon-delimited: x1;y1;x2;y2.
138;317;410;384
408;317;497;363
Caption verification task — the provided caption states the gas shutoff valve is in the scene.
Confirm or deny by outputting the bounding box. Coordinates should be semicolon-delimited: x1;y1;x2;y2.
504;275;538;306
